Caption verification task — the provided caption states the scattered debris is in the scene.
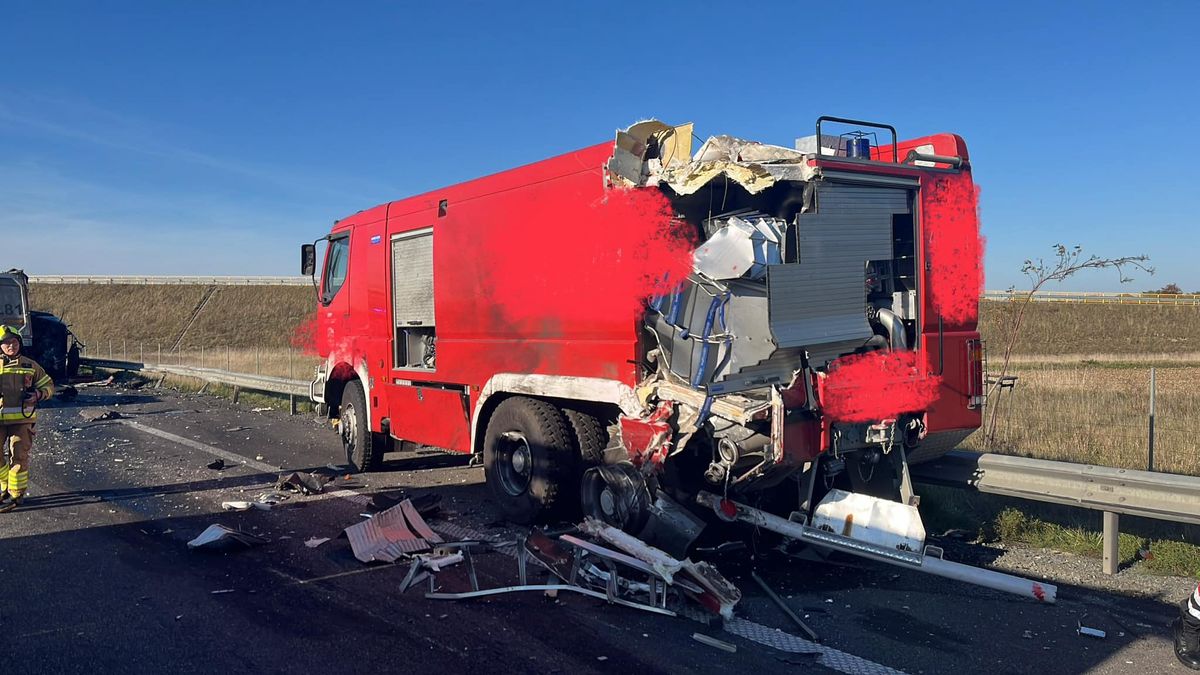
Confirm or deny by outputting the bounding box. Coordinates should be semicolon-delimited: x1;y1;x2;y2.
276;472;326;495
255;454;265;461
1022;630;1034;639
206;459;227;471
186;524;267;550
79;409;124;422
692;633;737;653
77;376;115;388
1077;616;1106;639
256;491;289;506
223;426;249;433
344;499;442;563
210;589;235;595
304;537;331;548
751;571;820;643
579;517;741;619
250;407;273;413
221;501;253;511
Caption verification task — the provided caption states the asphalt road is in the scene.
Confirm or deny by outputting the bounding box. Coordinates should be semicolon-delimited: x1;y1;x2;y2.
2;384;1193;674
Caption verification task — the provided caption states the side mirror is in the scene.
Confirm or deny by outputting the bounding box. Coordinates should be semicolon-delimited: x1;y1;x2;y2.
301;244;316;276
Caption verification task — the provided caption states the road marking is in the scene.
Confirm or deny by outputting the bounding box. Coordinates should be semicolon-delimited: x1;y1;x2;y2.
117;420;280;473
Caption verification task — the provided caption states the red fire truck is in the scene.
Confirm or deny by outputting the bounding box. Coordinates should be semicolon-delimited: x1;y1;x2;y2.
302;116;985;541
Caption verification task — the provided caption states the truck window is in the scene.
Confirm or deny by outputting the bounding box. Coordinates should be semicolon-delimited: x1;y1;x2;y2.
0;278;25;325
321;235;350;304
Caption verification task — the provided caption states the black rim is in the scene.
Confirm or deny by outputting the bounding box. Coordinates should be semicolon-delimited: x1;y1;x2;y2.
495;430;532;497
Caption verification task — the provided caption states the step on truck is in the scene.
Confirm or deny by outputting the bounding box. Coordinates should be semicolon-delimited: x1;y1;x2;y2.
299;117;1024;596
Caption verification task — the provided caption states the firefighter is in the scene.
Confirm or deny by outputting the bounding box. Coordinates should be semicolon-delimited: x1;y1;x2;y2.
1178;582;1200;670
0;325;54;512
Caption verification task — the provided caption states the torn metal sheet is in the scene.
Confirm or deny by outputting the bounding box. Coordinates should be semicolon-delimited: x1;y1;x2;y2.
693;214;784;281
682;560;742;620
400;499;444;544
343;501;429;563
276;471;325;495
343;498;444;563
186;524;267;550
607;120;695;187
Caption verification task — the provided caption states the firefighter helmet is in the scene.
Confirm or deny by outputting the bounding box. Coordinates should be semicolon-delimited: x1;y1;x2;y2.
0;325;21;343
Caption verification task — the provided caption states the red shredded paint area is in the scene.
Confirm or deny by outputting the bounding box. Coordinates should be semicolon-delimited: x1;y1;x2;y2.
291;313;320;355
820;350;942;423
468;187;696;327
923;176;985;325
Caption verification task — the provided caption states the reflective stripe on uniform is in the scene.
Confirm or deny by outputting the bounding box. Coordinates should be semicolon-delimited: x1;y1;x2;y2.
0;409;36;422
7;468;27;498
1191;586;1200;621
0;464;7;492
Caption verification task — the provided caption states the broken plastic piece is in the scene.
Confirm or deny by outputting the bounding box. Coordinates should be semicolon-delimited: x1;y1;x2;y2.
304;537;330;548
221;501;253;511
186;524;267;550
207;459;227;471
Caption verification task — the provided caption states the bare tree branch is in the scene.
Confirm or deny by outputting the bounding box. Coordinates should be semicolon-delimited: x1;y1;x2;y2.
983;245;1152;445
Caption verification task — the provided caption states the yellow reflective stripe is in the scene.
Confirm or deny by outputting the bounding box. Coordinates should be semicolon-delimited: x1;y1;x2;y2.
9;471;27;487
35;375;52;387
0;413;36;422
0;366;34;375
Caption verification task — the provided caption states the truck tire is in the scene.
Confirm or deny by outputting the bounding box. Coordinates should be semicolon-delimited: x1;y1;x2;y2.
339;380;385;472
906;429;973;464
564;408;608;465
483;397;578;524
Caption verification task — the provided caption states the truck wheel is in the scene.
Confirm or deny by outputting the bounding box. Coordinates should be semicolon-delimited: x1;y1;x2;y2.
483;397;578;524
339;380;384;472
565;408;608;464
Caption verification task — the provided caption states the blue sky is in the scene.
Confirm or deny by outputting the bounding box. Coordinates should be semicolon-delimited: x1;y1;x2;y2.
2;1;1196;292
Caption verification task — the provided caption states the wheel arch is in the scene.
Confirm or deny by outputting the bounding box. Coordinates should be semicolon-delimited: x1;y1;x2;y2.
470;374;640;456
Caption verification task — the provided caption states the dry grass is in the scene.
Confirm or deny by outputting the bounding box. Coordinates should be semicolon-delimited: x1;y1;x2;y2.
972;299;1200;475
961;363;1200;475
979;299;1200;356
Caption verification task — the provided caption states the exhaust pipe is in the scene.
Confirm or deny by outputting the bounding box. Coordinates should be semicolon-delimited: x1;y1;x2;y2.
876;308;907;350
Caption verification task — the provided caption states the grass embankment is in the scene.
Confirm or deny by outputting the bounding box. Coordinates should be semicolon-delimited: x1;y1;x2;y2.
30;284;319;376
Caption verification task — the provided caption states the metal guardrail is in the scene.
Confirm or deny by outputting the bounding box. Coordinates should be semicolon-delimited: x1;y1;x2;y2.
982;290;1200;305
79;357;310;410
911;450;1200;525
911;450;1200;574
31;275;311;286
